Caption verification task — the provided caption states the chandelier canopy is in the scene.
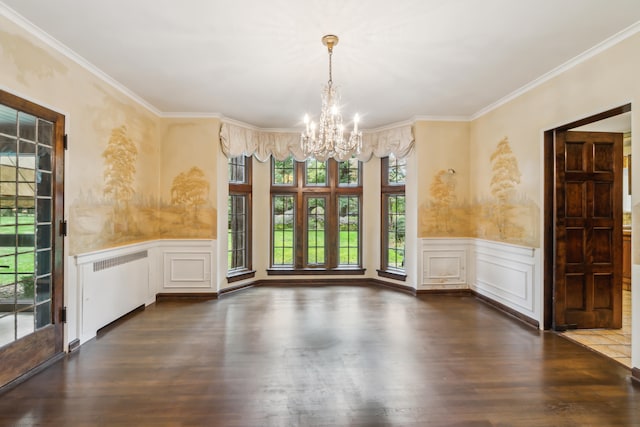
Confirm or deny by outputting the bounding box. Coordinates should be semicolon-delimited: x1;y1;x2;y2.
301;35;362;160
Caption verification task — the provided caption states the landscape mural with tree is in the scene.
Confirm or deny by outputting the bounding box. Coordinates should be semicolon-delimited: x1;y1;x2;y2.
102;125;138;235
419;169;470;237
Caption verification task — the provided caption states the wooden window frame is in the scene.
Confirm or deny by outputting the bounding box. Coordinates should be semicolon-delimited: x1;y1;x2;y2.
227;156;254;283
379;156;407;281
268;158;365;275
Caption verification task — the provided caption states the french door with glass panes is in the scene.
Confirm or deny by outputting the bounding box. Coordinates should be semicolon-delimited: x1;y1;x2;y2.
0;91;65;388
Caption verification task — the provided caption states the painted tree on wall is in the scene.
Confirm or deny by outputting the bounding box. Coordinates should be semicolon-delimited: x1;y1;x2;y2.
102;125;137;233
170;167;209;222
429;169;457;232
489;137;521;238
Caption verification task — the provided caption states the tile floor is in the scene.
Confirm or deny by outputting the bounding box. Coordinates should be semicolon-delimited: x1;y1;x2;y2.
561;290;632;367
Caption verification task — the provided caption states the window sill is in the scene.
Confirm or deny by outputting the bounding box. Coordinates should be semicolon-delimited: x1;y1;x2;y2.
227;269;256;283
377;269;407;282
267;268;366;276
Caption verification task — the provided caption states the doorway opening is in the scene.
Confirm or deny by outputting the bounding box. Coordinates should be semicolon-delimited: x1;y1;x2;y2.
544;104;632;367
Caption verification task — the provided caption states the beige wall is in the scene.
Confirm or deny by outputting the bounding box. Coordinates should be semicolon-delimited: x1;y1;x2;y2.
0;15;220;254
415;121;470;237
159;118;219;240
470;31;640;250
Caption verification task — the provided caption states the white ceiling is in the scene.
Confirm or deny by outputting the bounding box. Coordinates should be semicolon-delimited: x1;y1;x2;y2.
2;0;640;130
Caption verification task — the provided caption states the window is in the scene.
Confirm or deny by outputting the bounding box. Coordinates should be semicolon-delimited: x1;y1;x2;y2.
269;157;363;274
227;155;254;282
379;154;406;280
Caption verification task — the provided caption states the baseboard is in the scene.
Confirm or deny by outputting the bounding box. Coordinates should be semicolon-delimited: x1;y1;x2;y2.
632;368;640;387
155;293;218;302
0;352;65;395
472;290;539;329
219;282;255;297
96;304;146;337
67;338;80;353
371;279;416;295
416;288;473;296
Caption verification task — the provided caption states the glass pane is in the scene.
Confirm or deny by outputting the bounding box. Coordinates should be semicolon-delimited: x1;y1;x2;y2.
19;140;36;155
16;309;34;339
0;283;15;303
16;251;34;274
18;112;37;142
272;157;295;185
307;197;325;265
305;159;327;186
35;276;51;303
0;105;17;136
387;195;406;270
0;313;16;347
227;194;247;270
37;119;53;146
16;274;34;301
338;196;360;266
37;171;52;197
272;195;294;265
338;158;360;186
36;224;51;249
0;135;17;153
388;154;407;184
36;198;52;223
38;145;52;172
35;301;51;329
228;156;246;184
36;249;51;276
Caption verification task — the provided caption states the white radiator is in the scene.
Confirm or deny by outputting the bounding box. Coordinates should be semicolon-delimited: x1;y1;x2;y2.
74;244;151;344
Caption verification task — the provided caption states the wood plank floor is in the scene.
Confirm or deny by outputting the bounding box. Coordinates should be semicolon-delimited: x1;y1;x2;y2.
0;285;638;426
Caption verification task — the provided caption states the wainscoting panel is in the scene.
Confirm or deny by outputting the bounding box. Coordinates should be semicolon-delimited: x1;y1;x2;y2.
471;239;538;319
159;240;216;292
163;252;210;288
420;239;470;290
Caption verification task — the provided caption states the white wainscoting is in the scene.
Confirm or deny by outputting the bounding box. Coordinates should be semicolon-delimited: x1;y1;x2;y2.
158;240;215;290
420;238;471;290
471;239;539;321
419;238;540;323
72;239;215;344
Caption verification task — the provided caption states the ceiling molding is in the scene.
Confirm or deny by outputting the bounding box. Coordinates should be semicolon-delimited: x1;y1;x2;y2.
160;112;224;120
470;20;640;121
0;2;163;117
412;115;471;123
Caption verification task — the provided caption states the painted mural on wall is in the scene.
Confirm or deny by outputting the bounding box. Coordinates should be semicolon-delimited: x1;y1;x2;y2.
419;169;470;237
71;123;217;254
419;137;539;246
156;167;216;238
472;137;539;247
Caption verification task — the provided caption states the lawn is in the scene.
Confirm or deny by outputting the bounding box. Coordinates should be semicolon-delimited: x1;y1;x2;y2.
0;214;36;287
229;228;405;268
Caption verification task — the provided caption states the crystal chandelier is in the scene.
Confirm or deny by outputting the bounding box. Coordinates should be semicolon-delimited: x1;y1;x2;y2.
301;35;362;160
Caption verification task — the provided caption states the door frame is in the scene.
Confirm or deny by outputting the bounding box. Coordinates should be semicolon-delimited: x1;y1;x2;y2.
543;103;631;330
0;90;66;388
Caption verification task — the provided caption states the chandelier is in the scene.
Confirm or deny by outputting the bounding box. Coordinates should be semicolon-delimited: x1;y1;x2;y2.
301;35;362;160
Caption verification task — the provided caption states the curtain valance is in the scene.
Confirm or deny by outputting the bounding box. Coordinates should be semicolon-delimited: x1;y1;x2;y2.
220;122;414;162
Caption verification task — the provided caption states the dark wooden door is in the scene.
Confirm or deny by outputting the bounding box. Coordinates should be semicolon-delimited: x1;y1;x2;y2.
0;90;65;388
554;130;622;329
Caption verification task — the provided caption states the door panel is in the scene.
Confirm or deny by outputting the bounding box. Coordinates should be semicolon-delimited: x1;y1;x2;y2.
554;131;622;329
0;90;64;388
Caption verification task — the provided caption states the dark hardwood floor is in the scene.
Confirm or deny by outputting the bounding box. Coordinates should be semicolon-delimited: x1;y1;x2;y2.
0;285;638;426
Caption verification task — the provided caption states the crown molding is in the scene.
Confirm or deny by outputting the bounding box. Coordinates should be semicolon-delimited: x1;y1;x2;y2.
471;20;640;121
412;115;470;123
160;112;224;119
0;2;162;117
